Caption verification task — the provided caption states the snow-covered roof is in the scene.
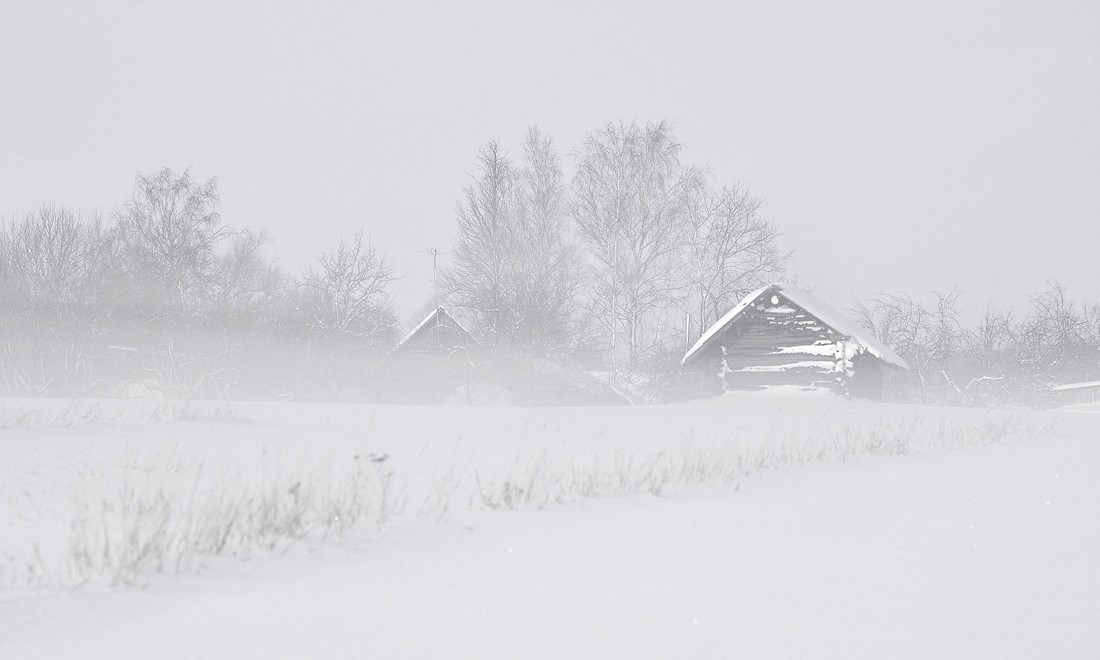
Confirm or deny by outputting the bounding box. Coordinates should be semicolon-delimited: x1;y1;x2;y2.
399;307;443;347
681;283;910;370
397;306;474;350
1053;380;1100;392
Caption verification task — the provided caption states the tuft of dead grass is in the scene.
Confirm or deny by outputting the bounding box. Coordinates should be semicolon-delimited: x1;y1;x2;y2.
0;399;244;429
59;454;401;586
0;411;1058;588
467;414;1057;510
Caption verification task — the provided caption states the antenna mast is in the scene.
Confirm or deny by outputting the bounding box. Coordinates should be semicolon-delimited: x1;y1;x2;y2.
421;248;445;284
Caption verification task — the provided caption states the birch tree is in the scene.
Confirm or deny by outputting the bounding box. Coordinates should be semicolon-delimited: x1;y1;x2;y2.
440;130;584;354
115;167;227;316
509;127;585;354
439;140;518;344
571;120;698;370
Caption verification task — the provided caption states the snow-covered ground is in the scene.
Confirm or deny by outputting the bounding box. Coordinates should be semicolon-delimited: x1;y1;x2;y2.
1;395;1097;658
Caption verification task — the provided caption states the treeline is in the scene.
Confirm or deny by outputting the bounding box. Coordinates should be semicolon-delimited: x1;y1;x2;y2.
436;122;788;372
0;120;789;400
853;285;1100;407
0;169;398;398
4;120;1093;406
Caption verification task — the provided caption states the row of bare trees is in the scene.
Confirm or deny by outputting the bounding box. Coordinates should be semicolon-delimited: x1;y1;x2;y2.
852;282;1100;406
440;129;588;357
0;122;791;398
437;122;1099;405
439;121;790;371
0;168;399;397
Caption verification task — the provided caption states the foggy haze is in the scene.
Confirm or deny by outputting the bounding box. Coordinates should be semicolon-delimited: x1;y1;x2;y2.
2;1;1097;315
3;2;1100;658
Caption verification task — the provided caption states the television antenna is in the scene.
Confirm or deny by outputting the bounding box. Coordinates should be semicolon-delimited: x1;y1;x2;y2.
422;248;445;284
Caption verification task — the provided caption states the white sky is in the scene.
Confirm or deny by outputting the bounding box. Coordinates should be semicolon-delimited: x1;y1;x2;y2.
2;0;1097;319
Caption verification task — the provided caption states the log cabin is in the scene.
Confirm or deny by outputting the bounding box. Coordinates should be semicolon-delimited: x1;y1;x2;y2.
681;283;909;400
378;307;626;405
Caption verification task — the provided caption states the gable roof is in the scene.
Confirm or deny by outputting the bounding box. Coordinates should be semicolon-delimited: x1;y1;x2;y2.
681;283;910;370
397;306;475;352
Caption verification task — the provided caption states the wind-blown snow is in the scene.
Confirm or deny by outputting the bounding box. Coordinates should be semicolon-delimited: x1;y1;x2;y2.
773;342;837;357
731;359;835;372
0;401;1096;659
0;397;1096;659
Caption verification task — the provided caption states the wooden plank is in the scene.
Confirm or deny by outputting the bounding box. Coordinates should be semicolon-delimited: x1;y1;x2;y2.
722;370;840;390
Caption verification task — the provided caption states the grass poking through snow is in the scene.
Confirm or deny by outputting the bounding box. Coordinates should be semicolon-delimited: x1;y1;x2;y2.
0;398;244;429
0;410;1057;588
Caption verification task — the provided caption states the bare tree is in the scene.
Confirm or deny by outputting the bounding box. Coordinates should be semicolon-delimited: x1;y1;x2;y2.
439;140;520;344
0;205;114;393
852;288;1041;404
681;182;789;335
931;287;964;364
1017;281;1098;386
966;304;1017;369
851;291;935;401
439;130;585;355
3;205;112;305
299;230;398;346
209;229;283;328
508;127;586;354
115;167;227;316
1022;281;1088;353
571;120;699;370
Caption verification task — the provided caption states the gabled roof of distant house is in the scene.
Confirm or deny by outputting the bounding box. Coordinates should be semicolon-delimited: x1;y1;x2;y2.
396;306;476;352
681;283;909;370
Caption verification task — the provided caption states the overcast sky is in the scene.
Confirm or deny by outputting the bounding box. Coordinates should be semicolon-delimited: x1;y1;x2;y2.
2;0;1097;320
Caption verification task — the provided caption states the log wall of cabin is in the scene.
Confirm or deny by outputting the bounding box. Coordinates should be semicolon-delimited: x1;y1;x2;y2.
711;295;842;392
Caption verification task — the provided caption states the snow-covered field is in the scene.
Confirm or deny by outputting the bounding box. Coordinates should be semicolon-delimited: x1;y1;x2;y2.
1;395;1098;658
